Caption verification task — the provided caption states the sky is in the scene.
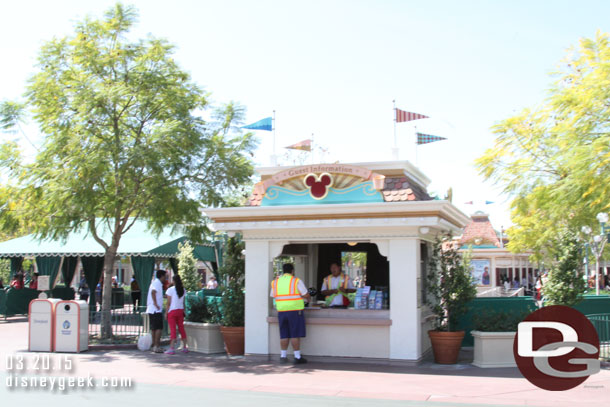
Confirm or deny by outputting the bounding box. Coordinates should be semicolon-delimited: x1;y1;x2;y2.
2;0;610;230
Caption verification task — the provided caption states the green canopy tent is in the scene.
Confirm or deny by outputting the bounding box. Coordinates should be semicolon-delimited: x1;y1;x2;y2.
0;220;218;307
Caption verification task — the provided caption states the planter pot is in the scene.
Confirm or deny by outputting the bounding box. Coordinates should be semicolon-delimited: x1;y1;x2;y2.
220;326;245;355
471;330;516;368
183;322;225;354
428;330;465;364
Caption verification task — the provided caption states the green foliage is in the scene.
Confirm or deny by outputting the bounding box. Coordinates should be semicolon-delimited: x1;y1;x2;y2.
476;32;610;262
341;251;367;269
0;4;255;337
0;259;9;286
218;236;245;327
0;101;26;132
543;230;587;306
473;309;532;332
425;236;477;331
185;296;219;323
177;241;199;292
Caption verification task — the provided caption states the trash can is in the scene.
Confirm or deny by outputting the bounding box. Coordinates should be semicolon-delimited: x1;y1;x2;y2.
54;300;89;353
29;298;61;352
111;287;125;309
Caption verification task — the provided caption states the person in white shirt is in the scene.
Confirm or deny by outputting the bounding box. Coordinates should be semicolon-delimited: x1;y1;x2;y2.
320;263;356;307
206;275;218;289
146;270;167;353
164;274;188;355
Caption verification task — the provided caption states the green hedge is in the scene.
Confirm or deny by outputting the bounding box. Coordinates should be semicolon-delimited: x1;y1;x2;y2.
457;295;610;347
456;297;536;346
4;288;40;316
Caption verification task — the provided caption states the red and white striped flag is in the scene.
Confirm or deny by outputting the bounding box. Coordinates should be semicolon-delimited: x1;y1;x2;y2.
396;108;428;123
285;139;312;151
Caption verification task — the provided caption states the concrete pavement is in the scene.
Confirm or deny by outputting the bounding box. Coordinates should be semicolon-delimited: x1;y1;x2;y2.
1;317;608;406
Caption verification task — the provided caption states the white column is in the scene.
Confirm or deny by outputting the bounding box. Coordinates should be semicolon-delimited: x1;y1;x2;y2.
244;240;272;355
389;238;420;360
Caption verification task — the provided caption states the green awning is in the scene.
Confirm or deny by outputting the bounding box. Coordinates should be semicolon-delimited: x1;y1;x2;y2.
144;236;216;263
0;219;214;260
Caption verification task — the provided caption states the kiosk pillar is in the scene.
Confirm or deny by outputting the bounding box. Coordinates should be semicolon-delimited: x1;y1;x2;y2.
244;240;277;355
389;238;421;360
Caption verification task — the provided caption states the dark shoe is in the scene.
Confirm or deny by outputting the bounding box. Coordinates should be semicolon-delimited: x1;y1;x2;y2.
293;356;308;364
280;357;288;364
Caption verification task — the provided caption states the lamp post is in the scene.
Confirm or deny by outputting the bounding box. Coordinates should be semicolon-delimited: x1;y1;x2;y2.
581;212;610;296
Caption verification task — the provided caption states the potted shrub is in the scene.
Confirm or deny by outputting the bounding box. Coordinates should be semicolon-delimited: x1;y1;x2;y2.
218;236;245;355
425;235;477;364
471;309;531;368
183;296;224;354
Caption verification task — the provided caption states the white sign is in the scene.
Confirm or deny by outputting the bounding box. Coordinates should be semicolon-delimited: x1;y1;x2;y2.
37;276;50;291
470;259;491;286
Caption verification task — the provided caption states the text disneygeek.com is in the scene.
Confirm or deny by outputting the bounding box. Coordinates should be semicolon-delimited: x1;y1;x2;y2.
4;354;133;392
6;374;133;391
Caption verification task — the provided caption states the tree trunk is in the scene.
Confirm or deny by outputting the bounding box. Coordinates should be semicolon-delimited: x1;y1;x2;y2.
100;246;118;339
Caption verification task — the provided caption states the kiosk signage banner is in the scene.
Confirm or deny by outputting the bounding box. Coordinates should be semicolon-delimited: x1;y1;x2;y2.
470;259;491;286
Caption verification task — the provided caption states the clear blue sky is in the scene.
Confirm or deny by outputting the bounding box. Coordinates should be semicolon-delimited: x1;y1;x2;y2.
2;0;610;229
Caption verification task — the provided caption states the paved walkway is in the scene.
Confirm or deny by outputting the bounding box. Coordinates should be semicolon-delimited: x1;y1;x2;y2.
1;317;608;406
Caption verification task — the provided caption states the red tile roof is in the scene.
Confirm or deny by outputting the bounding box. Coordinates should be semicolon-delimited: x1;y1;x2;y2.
245;176;431;206
460;213;500;247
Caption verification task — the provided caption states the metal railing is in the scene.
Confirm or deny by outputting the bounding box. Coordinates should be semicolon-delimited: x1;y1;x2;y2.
88;305;145;339
587;313;610;360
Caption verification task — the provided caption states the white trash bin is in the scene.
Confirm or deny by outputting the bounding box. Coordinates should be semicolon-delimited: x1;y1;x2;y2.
54;300;89;353
29;298;61;352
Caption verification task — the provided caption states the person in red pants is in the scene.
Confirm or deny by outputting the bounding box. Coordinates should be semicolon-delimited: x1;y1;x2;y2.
165;274;188;354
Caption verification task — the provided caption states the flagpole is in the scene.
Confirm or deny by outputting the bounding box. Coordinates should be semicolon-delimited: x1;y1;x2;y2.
392;100;399;160
311;133;314;164
271;110;277;166
414;124;418;166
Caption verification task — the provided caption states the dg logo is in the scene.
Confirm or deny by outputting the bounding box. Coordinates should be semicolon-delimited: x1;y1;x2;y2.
514;305;600;391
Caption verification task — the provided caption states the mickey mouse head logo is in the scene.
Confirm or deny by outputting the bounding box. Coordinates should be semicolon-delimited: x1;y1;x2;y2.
304;173;333;199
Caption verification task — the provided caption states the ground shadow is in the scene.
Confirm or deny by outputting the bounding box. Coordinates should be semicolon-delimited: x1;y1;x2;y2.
82;348;526;378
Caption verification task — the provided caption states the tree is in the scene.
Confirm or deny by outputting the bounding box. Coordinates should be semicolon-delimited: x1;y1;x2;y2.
476;32;610;262
543;230;586;306
0;4;256;337
177;241;199;292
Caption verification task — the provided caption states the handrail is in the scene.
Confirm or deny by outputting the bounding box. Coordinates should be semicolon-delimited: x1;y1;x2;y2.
586;313;609;361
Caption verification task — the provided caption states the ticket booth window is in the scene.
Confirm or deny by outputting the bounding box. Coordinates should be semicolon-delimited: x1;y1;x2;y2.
316;243;388;292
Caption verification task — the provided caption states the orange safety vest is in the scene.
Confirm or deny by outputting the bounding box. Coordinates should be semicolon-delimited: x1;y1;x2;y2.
271;274;304;312
324;274;349;294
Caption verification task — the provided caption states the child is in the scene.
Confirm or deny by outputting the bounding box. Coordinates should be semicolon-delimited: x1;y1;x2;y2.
164;274;188;355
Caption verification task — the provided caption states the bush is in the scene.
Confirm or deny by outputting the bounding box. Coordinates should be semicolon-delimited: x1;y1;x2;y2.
543;230;586;306
425;235;477;331
0;259;9;287
185;296;222;323
178;241;199;292
218;236;245;327
473;309;533;332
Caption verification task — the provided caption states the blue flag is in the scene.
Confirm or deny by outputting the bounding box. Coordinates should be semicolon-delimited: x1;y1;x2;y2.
241;117;272;131
485;201;494;205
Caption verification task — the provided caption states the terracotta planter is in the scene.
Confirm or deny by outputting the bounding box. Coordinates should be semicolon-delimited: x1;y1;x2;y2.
220;326;245;355
428;330;465;364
